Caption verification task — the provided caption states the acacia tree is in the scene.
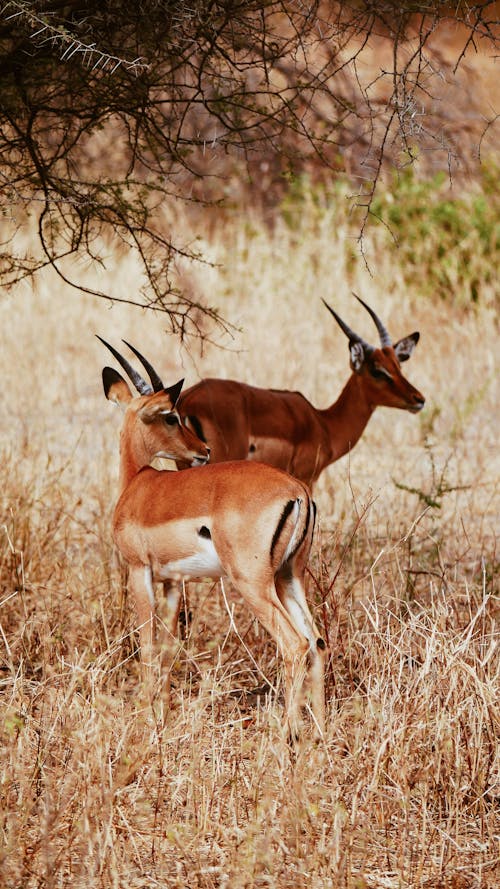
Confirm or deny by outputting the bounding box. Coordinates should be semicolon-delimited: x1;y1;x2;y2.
0;1;498;333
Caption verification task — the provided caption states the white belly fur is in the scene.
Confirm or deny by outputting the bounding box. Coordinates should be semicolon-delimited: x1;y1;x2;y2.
155;536;224;581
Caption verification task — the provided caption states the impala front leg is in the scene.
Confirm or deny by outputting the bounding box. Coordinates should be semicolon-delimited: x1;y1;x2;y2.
128;565;157;687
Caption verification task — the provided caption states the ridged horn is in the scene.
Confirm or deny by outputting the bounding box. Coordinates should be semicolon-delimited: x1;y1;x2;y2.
321;298;373;352
96;335;152;396
122;340;164;392
352;293;392;348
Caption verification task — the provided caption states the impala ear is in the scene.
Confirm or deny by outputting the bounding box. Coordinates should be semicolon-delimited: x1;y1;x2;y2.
349;341;367;373
165;378;184;408
102;367;133;405
393;332;420;363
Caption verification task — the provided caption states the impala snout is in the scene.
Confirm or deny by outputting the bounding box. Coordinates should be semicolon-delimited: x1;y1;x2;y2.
406;389;425;413
192;445;210;467
186;432;210;466
185;444;210;467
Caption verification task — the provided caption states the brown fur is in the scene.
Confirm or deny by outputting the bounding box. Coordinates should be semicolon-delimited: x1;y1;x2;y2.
177;340;425;487
105;367;326;737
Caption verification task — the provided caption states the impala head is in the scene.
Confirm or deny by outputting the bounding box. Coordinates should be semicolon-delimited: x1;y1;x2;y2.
322;294;425;413
98;336;210;469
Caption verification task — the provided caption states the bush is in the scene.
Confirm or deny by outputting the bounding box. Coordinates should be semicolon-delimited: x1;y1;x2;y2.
370;161;500;305
279;162;500;307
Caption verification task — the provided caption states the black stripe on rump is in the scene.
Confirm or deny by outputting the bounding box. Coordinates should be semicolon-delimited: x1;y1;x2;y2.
186;414;207;443
270;499;295;562
285;497;313;564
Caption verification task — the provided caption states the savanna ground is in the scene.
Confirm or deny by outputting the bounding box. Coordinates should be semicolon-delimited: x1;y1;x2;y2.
0;180;499;887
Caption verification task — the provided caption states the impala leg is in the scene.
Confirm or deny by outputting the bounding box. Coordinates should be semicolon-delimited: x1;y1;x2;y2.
282;649;309;742
128;565;157;687
162;578;191;638
160;580;183;652
275;565;326;736
308;644;326;736
158;579;183;705
234;577;310;738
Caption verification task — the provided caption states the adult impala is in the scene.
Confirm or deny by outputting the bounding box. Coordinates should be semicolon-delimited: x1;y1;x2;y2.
99;338;326;736
125;295;425;488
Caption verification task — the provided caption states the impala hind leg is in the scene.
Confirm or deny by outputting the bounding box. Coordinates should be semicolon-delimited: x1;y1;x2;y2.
158;579;184;704
233;576;312;738
275;564;326;736
162;579;191;638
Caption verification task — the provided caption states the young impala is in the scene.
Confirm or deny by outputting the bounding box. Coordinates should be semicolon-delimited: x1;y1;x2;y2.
99;338;326;736
124;295;425;488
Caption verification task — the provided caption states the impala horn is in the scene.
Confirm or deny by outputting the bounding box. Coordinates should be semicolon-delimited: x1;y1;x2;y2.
352;292;392;348
96;335;153;396
321;298;373;353
122;340;164;392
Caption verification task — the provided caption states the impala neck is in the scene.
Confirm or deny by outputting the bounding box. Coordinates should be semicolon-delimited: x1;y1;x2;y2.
118;421;148;494
320;373;375;462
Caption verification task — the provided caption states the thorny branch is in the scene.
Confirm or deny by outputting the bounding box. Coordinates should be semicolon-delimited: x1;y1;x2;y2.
0;1;498;335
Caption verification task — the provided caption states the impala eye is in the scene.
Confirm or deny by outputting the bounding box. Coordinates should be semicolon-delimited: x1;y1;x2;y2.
163;413;179;426
371;366;393;382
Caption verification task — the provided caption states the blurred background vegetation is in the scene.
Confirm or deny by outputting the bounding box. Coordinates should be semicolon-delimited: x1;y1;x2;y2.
278;159;500;307
1;1;498;330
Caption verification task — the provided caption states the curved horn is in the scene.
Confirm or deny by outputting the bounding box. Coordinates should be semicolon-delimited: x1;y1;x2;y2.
352;293;391;348
96;335;152;396
321;299;373;352
122;340;164;392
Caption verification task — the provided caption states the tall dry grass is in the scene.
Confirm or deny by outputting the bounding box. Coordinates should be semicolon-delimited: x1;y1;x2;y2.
0;199;498;888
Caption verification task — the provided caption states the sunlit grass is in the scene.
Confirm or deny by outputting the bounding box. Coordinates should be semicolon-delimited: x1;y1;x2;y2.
0;194;498;886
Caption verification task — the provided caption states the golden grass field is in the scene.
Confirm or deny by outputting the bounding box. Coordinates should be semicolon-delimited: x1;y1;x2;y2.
1;200;498;887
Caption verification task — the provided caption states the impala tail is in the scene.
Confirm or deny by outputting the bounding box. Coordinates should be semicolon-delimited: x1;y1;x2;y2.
272;496;316;571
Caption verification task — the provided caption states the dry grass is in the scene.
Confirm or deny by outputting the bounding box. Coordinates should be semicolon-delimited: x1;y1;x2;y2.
0;204;498;888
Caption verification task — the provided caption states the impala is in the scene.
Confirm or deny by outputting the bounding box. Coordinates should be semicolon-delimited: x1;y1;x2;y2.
99;338;326;736
124;295;425;488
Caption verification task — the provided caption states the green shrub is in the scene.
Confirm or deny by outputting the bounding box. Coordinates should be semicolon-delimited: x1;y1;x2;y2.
370;162;500;305
279;162;500;306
